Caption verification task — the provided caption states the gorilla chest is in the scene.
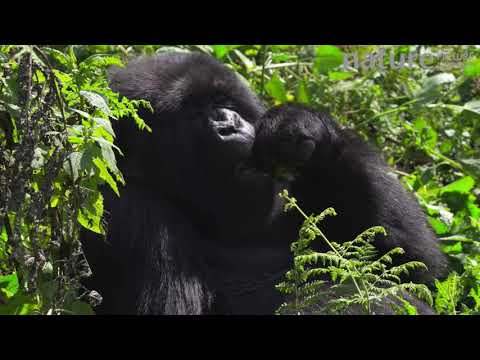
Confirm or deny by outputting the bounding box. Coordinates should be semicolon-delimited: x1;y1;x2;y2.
206;243;291;314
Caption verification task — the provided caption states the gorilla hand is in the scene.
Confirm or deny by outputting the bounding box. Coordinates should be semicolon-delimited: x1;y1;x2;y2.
253;103;339;178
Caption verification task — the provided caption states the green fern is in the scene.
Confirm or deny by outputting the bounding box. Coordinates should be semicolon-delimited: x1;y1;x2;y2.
276;189;433;315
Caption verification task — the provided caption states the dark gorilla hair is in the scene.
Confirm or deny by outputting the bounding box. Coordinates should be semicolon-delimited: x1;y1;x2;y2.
81;52;449;315
255;103;449;280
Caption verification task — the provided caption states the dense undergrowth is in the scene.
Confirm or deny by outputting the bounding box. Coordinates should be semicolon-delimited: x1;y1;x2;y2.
0;45;479;315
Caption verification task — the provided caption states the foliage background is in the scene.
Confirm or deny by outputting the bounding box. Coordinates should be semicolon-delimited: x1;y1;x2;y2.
0;45;479;314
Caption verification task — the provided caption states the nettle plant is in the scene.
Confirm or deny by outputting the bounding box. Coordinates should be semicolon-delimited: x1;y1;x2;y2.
275;190;433;315
0;45;150;314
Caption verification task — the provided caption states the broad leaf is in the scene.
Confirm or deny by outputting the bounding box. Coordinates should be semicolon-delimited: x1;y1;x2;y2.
314;46;344;74
80;90;112;117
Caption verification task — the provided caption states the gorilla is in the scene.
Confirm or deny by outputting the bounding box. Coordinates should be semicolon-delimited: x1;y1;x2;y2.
81;51;449;315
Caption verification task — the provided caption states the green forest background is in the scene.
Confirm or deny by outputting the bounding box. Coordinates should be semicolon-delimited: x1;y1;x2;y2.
1;45;479;315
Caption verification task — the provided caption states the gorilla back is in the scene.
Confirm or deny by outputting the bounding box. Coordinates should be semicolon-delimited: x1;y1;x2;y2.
81;52;448;315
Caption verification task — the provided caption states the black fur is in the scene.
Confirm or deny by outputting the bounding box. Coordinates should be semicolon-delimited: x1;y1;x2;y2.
81;52;449;315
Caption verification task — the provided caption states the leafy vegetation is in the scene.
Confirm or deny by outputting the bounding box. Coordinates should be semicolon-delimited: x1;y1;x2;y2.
1;45;479;315
276;190;433;315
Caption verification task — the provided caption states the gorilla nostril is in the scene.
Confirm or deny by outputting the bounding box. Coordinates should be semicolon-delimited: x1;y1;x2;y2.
218;126;236;136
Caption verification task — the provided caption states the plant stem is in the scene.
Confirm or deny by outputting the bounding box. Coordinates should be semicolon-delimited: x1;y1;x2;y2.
288;198;371;313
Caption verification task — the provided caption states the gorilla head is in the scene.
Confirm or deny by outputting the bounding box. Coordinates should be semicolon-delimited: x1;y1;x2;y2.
109;53;263;180
108;53;270;233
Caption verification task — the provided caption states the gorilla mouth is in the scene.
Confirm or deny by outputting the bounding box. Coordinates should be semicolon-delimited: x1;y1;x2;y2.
214;125;255;143
217;125;236;137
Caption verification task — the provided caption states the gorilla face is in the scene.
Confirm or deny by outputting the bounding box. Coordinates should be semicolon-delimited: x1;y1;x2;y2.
108;52;264;182
205;107;255;163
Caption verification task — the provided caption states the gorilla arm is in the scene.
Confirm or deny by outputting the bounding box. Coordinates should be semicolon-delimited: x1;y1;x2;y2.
254;103;449;284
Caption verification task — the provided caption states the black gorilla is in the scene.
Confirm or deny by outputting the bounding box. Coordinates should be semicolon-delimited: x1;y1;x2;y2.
81;52;449;314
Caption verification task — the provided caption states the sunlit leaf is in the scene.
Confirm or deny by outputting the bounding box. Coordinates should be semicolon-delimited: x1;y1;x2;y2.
93;157;119;196
464;58;480;78
265;73;287;102
416;73;455;102
80;90;112;117
296;80;309;104
440;176;475;195
0;273;19;299
314;46;344;74
77;191;104;234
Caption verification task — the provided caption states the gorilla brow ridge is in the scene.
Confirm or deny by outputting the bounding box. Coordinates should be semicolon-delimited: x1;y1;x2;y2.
109;52;265;119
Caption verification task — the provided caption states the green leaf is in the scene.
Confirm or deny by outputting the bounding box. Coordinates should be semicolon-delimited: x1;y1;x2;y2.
66;45;78;69
77;191;104;234
424;73;456;88
92;136;122;154
468;196;480;220
93;117;115;138
413;117;427;131
0;292;39;315
265;73;287;102
441;242;463;254
212;45;228;58
64;151;83;181
416;73;455;102
396;298;418;315
439;140;453;154
52;69;73;86
50;195;60;208
80;54;123;70
98;141;124;183
434;272;463;315
295;80;309;104
0;273;19;299
439;235;473;242
212;45;240;59
463;100;480;118
93;157;119;196
469;287;480;311
464;58;480;78
0;226;7;244
429;217;449;235
80;90;113;117
314;46;344;74
70;108;91;120
440;176;475;195
424;127;437;148
43;47;75;70
81;143;103;172
328;71;353;81
412;117;438;149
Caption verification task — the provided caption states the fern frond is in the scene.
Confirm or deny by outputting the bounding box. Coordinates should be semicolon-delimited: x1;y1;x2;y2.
275;191;433;315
